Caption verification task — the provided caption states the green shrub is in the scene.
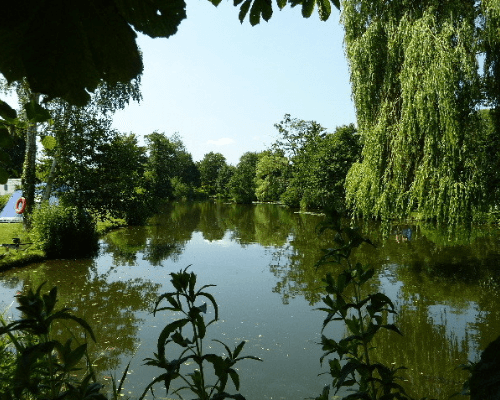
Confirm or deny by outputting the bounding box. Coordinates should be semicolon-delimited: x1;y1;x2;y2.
120;188;154;226
192;187;209;200
171;176;198;201
0;284;107;399
31;204;98;258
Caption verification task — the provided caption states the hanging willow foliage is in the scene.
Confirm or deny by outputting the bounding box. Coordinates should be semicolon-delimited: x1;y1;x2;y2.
343;0;500;224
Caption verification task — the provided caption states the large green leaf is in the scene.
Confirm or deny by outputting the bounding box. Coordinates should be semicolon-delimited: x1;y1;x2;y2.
249;0;273;25
317;0;333;20
24;100;51;123
238;0;252;23
41;135;57;150
301;0;316;17
0;100;17;121
0;1;146;105
157;319;189;361
113;0;187;38
0;127;13;148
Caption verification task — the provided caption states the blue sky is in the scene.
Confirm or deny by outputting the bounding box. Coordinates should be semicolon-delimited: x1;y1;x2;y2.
111;1;355;165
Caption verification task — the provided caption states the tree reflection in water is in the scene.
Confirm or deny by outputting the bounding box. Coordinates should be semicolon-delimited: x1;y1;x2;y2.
1;202;500;399
0;258;161;375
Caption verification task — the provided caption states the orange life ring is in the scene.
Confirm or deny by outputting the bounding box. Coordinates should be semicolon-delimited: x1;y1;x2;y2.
15;197;26;214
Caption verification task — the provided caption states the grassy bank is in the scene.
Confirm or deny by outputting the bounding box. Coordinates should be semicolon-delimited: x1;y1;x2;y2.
0;216;127;272
0;223;44;272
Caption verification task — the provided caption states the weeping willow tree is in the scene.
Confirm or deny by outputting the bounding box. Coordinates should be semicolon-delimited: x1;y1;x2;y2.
343;0;500;223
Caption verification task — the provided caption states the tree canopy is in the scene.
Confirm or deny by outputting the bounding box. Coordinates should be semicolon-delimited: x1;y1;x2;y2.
343;0;500;223
198;152;228;196
229;152;260;203
0;0;340;107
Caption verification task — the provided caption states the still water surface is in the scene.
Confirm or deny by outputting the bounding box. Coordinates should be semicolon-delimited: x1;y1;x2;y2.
1;202;500;399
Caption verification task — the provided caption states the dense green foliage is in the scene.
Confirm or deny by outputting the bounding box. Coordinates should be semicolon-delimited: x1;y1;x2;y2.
179;115;362;211
479;109;500;208
39;126;200;223
97;134;151;225
273;115;362;210
198;152;228;197
255;151;290;202
39;111;362;216
0;132;24;179
144;132;177;201
215;164;236;200
144;132;202;202
30;204;98;258
0;90;17;183
41;127;150;224
0;194;10;211
300;124;361;210
271;115;325;206
343;0;500;223
18;78;142;224
168;134;202;199
228;152;260;204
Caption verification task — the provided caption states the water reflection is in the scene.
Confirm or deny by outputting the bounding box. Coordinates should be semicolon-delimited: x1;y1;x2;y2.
0;259;161;374
1;202;499;399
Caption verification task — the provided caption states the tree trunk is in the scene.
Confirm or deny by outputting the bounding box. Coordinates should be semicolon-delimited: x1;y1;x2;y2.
21;92;39;229
42;157;57;203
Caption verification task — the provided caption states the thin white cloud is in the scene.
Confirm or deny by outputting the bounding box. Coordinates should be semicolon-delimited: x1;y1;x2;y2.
207;138;235;146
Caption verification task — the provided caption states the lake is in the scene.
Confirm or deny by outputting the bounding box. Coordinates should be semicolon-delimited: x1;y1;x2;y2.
1;202;500;399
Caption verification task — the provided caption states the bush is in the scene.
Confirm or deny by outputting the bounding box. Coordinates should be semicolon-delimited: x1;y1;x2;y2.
171;176;195;201
0;284;108;399
120;188;154;226
31;204;98;258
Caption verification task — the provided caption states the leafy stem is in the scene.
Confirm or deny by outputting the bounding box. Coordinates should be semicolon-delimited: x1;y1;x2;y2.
314;209;410;400
141;266;260;400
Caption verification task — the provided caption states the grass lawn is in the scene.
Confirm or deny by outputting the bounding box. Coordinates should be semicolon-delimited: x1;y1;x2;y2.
0;222;45;271
0;223;28;246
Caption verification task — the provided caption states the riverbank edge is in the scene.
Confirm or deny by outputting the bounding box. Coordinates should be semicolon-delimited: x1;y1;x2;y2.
0;217;128;273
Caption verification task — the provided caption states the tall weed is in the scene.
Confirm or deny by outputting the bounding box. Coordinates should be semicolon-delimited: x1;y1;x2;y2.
141;267;261;399
314;209;413;400
0;283;106;399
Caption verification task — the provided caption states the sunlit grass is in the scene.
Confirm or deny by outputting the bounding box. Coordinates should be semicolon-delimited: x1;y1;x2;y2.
0;222;45;271
0;214;128;272
96;215;127;235
0;223;26;245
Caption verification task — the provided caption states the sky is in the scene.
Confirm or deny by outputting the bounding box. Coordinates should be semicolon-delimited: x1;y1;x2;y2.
110;1;356;166
1;2;356;166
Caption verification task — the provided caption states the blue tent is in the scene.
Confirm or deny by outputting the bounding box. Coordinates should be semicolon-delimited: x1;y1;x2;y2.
0;190;24;223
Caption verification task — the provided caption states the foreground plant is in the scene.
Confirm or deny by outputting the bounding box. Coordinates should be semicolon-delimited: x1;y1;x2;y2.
314;210;413;400
141;267;261;399
0;283;106;400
